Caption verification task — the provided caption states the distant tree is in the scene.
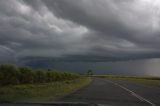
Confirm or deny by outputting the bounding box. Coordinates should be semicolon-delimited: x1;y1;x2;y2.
47;69;51;71
53;71;62;81
35;70;46;83
46;71;53;82
87;69;93;76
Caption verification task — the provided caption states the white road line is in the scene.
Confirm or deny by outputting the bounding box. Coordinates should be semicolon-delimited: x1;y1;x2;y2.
105;80;157;106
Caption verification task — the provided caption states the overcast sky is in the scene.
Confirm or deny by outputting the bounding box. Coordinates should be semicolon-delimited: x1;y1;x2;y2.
1;0;160;76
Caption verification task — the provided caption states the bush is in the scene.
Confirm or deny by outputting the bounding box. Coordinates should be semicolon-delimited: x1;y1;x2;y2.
0;64;80;86
34;70;46;83
19;66;34;84
0;64;20;85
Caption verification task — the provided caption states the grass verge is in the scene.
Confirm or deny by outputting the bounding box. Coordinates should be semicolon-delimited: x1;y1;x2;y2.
94;75;160;86
112;77;160;86
0;77;92;103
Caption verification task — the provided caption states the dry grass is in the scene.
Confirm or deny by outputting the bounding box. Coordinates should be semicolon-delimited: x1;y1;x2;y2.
0;77;92;103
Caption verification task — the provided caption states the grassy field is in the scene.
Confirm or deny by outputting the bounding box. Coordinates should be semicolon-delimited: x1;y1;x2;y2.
0;77;92;103
94;75;160;86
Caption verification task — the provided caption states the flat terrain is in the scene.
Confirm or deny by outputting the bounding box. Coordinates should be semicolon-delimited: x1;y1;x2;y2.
0;78;91;103
59;78;160;106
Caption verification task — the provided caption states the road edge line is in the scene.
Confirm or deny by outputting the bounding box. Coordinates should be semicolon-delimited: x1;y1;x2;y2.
105;79;157;106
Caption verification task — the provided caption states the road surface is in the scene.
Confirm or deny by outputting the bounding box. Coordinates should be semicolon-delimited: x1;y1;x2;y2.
59;78;160;106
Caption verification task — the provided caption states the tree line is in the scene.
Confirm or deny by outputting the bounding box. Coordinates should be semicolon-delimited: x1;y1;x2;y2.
0;64;80;86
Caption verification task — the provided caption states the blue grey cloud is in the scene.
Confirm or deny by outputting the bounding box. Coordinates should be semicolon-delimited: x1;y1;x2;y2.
1;0;160;76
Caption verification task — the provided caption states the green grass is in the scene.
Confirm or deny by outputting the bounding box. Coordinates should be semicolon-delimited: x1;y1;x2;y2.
0;77;92;103
110;77;160;86
94;75;160;86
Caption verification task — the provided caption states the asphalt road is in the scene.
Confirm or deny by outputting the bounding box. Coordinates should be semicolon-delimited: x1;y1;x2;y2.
59;78;160;106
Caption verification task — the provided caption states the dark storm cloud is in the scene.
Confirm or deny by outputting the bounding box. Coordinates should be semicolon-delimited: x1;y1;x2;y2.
33;0;160;58
1;0;160;63
42;0;160;43
21;57;160;76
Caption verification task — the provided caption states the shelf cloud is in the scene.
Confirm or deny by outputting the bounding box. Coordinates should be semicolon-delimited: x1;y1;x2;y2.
1;0;160;75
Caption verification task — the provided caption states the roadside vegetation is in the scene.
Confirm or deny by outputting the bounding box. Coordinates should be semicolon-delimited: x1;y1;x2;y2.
0;64;92;102
94;75;160;86
0;64;79;86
